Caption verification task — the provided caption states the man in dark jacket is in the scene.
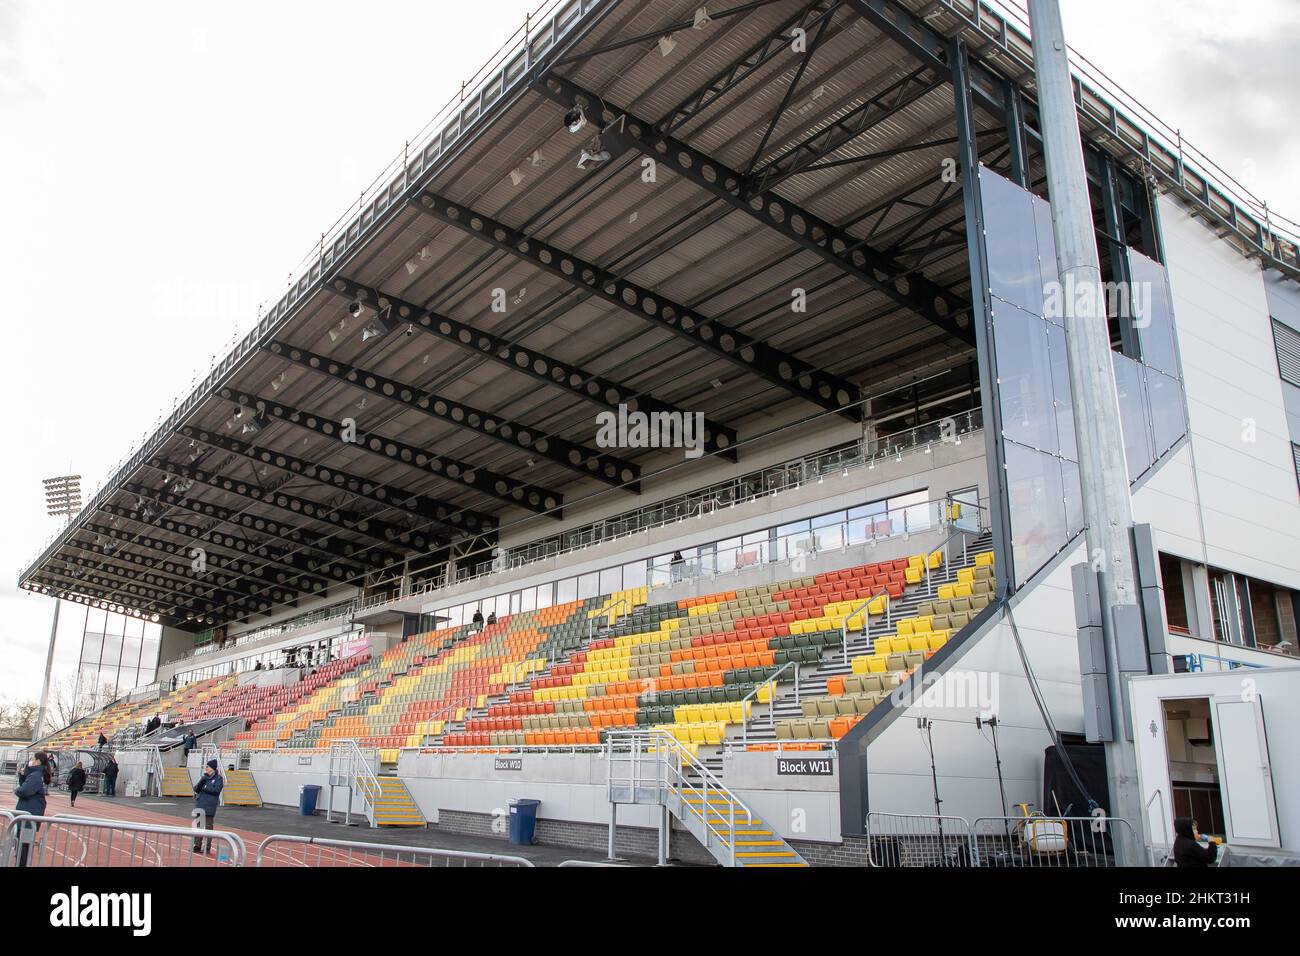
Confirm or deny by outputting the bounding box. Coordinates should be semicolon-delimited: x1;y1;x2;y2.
1173;817;1218;867
192;760;225;854
182;732;197;760
102;756;119;797
97;732;108;751
13;753;49;866
67;762;87;807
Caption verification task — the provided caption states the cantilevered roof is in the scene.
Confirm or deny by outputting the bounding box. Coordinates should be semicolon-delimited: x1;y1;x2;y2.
20;0;1298;631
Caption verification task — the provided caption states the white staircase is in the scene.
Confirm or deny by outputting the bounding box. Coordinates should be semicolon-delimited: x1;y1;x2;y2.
606;729;807;867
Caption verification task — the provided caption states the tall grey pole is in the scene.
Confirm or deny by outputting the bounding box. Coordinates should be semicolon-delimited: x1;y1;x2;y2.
1028;0;1145;862
33;598;61;742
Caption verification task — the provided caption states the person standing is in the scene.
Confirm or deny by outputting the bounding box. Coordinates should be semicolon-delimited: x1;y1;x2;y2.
471;608;484;631
182;731;197;761
192;760;224;855
12;753;49;866
670;550;685;583
102;756;119;797
67;762;87;808
97;732;108;751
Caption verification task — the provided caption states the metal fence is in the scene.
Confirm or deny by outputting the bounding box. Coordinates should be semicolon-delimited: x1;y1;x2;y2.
970;815;1138;868
0;814;247;868
866;812;975;867
254;835;534;868
867;811;1139;867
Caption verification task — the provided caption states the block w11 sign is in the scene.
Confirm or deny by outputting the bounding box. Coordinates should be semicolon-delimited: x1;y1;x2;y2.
776;755;833;776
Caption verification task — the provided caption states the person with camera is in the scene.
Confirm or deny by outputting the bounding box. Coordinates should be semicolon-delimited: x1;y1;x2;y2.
192;759;225;855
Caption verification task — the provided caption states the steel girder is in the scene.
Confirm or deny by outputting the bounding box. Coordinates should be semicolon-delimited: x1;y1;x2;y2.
535;74;975;348
177;423;496;535
120;483;382;579
96;500;349;590
53;546;273;619
62;536;279;610
746;66;945;195
262;340;641;491
656;0;842;138
142;457;421;561
324;277;739;459
216;387;563;519
27;568;187;626
409;187;863;423
81;518;332;599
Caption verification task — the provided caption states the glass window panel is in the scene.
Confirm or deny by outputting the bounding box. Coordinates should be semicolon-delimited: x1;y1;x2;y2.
1045;320;1078;461
556;574;577;606
993;299;1061;454
536;582;555;609
815;521;844;551
848;500;886;520
1005;441;1068;586
1112;353;1154;480
1146;369;1187;459
713;539;739;574
811;510;845;529
509;591;522;615
1033;192;1059;322
1061;458;1084;539
577;573;598;600
622;560;647;589
599;567;621;595
521;587;537;613
1130;250;1180;377
980;167;1047;316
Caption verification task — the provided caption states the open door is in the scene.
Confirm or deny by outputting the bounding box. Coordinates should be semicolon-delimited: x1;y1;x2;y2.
1212;697;1280;847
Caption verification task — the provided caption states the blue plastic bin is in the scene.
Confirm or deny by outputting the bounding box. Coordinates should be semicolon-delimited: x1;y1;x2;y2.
508;798;540;845
299;784;321;816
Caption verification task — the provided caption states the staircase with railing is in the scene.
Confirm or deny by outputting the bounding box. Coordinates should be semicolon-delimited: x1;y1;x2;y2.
606;729;807;867
326;739;424;828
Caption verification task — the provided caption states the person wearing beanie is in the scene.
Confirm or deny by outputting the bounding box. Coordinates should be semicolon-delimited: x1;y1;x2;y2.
191;759;225;855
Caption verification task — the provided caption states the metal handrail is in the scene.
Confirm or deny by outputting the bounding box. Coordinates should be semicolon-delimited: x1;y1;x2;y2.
335;739;382;824
0;812;248;867
739;661;798;745
607;728;748;867
841;588;892;665
588;597;632;639
254;834;533;867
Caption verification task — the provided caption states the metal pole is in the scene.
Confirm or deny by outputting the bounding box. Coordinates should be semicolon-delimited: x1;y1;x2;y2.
33;598;61;741
1028;0;1145;863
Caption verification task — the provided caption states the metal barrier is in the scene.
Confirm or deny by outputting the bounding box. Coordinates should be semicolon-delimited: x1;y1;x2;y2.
255;835;533;867
0;813;247;868
866;812;975;867
557;859;629;867
970;816;1138;868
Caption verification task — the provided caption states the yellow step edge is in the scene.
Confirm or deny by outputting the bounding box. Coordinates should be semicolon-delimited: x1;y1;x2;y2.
736;850;796;858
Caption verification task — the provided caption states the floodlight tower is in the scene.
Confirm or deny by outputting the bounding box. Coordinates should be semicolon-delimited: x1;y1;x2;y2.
32;474;82;741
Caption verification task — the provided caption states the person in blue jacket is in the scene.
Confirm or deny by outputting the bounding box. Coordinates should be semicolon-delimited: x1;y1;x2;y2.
13;752;50;866
192;759;224;854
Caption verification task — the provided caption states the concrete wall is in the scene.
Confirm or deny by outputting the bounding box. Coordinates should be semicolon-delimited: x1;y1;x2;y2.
1157;197;1300;590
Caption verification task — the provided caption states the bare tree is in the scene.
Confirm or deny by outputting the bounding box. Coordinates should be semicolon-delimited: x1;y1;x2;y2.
0;699;40;739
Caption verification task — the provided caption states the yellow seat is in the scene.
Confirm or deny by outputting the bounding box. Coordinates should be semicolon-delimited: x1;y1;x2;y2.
897;619;915;636
704;723;724;745
904;567;923;584
975;552;995;567
868;595;887;615
928;633;949;650
957;567;975;584
954;582;973;598
938;584;956;600
927;550;944;570
908;635;930;652
689;724;706;745
850;656;871;675
867;656;887;673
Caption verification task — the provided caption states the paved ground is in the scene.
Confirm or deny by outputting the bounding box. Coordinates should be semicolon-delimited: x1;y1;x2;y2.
2;786;647;867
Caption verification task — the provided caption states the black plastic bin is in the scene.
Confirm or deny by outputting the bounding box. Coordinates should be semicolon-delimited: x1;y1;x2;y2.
508;798;540;845
299;784;321;816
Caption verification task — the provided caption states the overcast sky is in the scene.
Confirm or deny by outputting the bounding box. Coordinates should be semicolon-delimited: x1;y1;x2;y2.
1;0;1295;708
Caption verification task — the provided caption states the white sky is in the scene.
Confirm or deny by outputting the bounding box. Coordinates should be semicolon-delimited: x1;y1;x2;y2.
1;0;1295;706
